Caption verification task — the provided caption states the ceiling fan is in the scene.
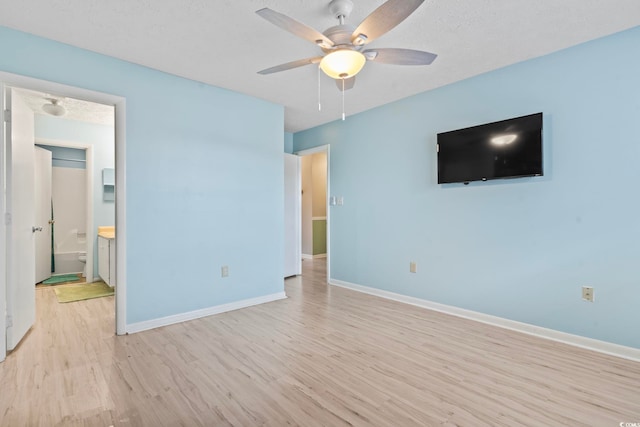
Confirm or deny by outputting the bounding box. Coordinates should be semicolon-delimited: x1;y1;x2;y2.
256;0;437;91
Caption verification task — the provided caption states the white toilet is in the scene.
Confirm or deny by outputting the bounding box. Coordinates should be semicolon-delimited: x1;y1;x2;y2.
78;251;87;278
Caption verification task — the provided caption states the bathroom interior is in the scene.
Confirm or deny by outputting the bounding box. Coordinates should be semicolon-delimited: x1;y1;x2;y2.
17;88;116;290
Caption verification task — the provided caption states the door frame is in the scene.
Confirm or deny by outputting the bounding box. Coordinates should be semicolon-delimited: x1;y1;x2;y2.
35;138;95;283
0;71;127;347
295;144;331;280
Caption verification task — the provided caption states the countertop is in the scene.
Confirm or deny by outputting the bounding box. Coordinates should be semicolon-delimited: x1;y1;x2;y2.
98;226;115;239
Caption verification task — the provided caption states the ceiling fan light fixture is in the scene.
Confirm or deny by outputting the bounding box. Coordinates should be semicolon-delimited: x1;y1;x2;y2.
42;98;66;117
319;49;366;79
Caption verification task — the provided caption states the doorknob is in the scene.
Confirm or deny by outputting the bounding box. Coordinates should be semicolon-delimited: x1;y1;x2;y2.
32;226;43;233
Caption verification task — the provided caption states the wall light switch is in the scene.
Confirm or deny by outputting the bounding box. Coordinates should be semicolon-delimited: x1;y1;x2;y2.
337;196;344;206
410;262;417;273
330;196;337;206
221;265;229;278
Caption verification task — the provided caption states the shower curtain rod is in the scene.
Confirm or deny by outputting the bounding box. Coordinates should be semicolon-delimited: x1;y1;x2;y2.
52;157;86;163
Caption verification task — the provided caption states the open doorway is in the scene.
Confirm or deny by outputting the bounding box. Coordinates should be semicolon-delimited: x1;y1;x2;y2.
18;88;115;285
296;145;331;280
1;72;126;362
301;152;327;260
13;88;114;327
18;86;116;289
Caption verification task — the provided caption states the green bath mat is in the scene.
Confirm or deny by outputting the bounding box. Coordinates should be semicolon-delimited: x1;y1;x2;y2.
42;274;81;285
54;281;114;303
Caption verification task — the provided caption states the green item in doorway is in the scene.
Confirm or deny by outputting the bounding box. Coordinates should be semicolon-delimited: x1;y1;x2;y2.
54;281;114;303
42;274;81;285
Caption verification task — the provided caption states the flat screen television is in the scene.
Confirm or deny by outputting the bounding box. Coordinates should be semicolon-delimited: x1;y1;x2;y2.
437;113;543;184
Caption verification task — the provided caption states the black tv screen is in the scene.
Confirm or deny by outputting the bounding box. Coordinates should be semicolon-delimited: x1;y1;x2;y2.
437;113;543;184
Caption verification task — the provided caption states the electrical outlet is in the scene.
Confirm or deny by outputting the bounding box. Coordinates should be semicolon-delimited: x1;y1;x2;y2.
582;286;594;302
221;265;229;278
410;261;417;273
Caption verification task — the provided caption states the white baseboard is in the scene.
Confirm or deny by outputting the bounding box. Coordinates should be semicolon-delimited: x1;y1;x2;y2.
329;279;640;362
301;254;313;260
126;292;287;334
302;253;327;259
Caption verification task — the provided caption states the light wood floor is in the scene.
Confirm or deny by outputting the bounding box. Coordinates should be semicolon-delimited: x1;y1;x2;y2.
1;259;639;426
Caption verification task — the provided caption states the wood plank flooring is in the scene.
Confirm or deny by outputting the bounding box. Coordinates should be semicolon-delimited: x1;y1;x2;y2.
1;259;639;426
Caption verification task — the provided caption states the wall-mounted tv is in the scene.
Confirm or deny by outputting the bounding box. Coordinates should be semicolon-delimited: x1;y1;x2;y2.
437;113;543;184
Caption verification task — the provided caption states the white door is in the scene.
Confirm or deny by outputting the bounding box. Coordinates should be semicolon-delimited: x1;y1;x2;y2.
34;146;52;283
5;88;36;351
284;153;301;277
0;84;7;361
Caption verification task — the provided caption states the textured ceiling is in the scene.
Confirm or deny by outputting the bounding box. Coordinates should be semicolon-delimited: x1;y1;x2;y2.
1;1;639;132
14;88;115;126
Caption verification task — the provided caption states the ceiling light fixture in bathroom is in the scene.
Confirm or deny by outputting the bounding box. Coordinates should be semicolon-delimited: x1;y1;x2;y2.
42;97;67;117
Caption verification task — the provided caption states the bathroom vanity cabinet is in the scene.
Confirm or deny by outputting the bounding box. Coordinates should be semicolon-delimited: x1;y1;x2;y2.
98;235;116;287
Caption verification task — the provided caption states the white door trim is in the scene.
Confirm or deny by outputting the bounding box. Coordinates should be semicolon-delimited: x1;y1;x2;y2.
0;70;127;339
295;145;331;281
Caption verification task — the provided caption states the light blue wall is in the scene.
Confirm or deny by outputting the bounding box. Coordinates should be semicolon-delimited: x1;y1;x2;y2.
35;116;115;278
294;27;640;349
0;26;285;324
284;132;294;154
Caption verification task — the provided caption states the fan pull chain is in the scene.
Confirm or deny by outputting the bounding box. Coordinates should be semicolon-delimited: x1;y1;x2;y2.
342;78;346;121
317;66;322;111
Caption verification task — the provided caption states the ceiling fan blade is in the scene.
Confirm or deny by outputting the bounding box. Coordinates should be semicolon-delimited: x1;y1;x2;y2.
336;76;356;92
351;0;424;45
256;8;334;48
258;57;323;75
364;48;437;65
